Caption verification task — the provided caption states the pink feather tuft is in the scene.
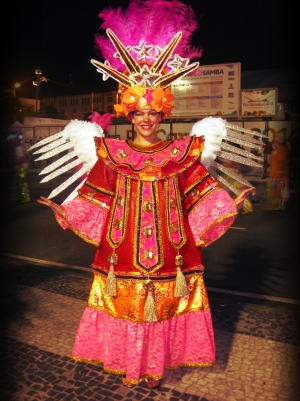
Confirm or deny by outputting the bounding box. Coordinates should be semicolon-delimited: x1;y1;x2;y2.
94;0;202;71
88;112;115;132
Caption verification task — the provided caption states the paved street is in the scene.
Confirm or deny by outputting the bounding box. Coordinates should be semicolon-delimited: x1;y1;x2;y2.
0;167;299;400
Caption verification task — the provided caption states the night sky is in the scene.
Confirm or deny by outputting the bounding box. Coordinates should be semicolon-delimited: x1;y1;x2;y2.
2;0;297;98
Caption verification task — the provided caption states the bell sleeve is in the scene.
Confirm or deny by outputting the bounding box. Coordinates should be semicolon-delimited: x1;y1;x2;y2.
182;162;238;247
55;157;115;246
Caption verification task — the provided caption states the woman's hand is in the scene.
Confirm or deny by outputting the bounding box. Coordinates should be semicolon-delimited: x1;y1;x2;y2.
37;196;63;216
235;188;254;210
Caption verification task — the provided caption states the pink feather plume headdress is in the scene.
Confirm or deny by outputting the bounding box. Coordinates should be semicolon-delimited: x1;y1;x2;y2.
90;0;202;118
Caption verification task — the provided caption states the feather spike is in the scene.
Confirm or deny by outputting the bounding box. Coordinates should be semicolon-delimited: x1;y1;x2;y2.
39;151;77;175
27;132;64;152
47;169;87;199
40;159;82;183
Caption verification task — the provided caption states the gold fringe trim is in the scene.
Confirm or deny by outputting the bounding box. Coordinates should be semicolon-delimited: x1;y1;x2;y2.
174;267;188;297
71;354;215;375
144;281;158;322
165;359;216;370
174;255;188;297
105;265;117;296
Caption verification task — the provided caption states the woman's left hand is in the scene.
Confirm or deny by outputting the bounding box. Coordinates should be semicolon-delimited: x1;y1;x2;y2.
235;188;254;210
37;196;63;216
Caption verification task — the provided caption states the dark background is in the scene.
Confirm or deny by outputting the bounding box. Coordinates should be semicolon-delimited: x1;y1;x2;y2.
1;0;297;98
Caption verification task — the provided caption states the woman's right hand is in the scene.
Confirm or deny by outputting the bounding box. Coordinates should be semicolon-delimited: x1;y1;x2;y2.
37;196;63;216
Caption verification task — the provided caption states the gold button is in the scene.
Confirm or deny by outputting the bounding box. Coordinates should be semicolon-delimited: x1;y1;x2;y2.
170;223;178;234
117;196;124;206
170;198;176;209
144;226;153;238
143;202;153;212
144;157;154;164
145;250;154;260
171;146;180;156
191;189;200;199
113;219;122;230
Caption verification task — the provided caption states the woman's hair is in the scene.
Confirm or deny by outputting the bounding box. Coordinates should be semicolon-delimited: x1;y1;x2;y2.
128;110;163;122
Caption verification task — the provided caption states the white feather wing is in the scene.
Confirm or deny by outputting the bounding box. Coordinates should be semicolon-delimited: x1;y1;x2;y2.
189;116;227;169
189;117;267;195
28;120;104;200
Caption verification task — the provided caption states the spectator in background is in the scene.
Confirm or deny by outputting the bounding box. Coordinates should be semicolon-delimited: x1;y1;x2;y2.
265;139;289;210
9;133;31;203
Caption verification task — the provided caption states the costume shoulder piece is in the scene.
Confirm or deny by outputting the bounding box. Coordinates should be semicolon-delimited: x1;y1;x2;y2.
94;136;204;181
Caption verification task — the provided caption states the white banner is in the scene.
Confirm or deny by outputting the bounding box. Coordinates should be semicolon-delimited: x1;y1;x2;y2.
241;88;278;118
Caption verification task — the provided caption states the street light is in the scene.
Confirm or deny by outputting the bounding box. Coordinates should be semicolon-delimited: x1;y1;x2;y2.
33;67;43;116
14;82;20;97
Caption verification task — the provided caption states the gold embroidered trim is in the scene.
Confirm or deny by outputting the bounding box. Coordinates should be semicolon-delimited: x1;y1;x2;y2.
55;207;100;247
195;211;238;246
85;180;115;198
71;355;214;377
91;264;205;278
106;157;197;179
71;357;164;382
78;194;110;212
129;139;163;149
165;360;216;370
165;177;186;249
186;185;219;215
182;172;210;199
127;139;170;153
106;174;131;249
88;272;210;322
89;301;211;323
101;137;198;175
133;180;164;273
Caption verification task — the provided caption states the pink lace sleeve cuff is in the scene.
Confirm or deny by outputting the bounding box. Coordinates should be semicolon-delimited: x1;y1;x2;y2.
188;188;238;247
55;198;108;246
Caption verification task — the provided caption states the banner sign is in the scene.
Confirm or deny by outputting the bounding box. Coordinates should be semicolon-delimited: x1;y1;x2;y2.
241;88;278;118
170;63;241;118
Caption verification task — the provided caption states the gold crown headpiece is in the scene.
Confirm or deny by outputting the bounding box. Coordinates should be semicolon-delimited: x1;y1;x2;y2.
90;29;199;117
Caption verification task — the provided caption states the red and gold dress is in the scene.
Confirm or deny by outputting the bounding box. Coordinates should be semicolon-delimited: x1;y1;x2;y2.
55;135;238;384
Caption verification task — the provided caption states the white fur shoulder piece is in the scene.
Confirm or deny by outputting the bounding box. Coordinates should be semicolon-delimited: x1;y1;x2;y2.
27;120;104;200
190;117;227;169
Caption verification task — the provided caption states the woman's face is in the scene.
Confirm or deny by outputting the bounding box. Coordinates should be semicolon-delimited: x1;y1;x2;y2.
131;109;162;144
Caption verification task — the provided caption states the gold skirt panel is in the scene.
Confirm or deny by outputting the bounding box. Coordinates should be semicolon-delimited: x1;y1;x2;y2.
88;271;209;322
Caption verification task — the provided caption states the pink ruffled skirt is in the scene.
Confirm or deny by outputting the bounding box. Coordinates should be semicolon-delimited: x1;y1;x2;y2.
72;307;215;382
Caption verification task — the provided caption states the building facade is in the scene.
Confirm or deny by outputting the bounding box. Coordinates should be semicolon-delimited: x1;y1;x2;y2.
40;90;118;120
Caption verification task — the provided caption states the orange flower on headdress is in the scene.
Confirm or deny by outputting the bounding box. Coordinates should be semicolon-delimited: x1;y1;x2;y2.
114;102;127;117
123;86;147;110
151;87;175;116
114;85;148;117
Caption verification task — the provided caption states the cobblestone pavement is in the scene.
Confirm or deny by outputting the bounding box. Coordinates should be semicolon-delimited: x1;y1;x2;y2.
0;255;300;401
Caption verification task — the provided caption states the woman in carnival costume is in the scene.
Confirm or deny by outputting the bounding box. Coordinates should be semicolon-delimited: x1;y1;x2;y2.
30;0;262;389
